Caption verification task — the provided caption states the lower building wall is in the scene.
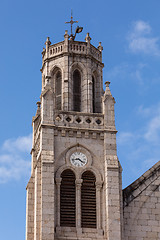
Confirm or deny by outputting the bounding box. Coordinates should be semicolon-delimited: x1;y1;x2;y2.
123;176;160;240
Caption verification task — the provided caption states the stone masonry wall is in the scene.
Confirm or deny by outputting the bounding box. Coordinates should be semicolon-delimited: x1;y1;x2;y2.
123;169;160;240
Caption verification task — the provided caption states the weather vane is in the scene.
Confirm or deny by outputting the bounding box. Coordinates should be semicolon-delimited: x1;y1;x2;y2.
65;10;83;40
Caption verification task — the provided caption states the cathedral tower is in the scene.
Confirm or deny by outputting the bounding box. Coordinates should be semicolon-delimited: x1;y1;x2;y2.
26;25;123;240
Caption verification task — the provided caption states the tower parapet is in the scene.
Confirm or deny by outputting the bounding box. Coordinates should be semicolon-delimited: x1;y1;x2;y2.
41;32;102;67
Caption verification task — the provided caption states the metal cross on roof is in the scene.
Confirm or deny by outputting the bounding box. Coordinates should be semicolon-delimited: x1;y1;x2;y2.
65;10;78;36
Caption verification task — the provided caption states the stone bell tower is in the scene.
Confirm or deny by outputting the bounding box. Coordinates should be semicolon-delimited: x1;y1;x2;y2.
25;25;123;240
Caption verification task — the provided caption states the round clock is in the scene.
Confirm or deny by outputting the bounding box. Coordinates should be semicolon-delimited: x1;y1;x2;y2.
70;152;87;167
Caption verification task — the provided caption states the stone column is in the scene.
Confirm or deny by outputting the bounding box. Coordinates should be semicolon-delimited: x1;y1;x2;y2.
63;30;69;111
84;33;92;113
55;178;62;227
98;42;103;63
96;181;103;231
76;179;83;234
45;37;51;77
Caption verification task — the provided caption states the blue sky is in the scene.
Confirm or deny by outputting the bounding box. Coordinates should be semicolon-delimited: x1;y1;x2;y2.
0;0;160;239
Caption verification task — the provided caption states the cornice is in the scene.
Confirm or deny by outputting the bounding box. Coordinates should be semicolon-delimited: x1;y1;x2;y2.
41;122;117;133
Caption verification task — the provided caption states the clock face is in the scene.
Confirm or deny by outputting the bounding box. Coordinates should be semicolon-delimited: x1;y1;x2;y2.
70;152;87;167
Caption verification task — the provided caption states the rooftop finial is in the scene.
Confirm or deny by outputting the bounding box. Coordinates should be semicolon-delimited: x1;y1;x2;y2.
45;37;51;45
98;42;103;52
65;10;83;40
36;101;41;116
65;10;78;37
85;33;91;43
104;81;112;96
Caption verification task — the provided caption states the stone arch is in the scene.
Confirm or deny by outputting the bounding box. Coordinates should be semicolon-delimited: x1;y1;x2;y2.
70;62;87;111
55;142;92;165
55;143;103;183
50;64;63;75
55;165;78;180
65;143;93;168
70;62;87;76
50;66;63;110
80;166;102;184
55;144;103;230
73;69;81;111
50;65;63;90
91;69;101;113
66;142;91;154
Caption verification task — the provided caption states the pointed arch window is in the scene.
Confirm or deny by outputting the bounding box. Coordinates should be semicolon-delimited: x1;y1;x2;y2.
92;76;96;113
60;169;76;227
55;71;62;110
73;69;81;112
81;171;96;228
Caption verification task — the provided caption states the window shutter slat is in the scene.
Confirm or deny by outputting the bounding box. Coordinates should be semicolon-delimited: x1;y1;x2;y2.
81;171;96;228
60;170;76;227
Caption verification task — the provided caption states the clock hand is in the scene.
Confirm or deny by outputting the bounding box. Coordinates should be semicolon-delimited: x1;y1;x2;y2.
75;158;85;163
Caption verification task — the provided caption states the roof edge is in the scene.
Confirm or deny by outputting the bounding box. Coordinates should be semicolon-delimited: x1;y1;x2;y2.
123;160;160;206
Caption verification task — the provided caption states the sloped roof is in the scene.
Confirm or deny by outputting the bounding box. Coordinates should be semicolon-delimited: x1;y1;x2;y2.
123;161;160;207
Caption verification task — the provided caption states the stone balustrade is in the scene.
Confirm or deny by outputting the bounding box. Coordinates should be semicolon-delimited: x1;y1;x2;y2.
69;41;87;54
49;41;64;57
54;111;104;129
90;44;101;61
43;41;101;62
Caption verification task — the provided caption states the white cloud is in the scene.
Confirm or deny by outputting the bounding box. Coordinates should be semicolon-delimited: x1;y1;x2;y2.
144;113;160;144
117;132;135;145
105;62;147;85
3;134;32;153
132;20;151;35
137;105;153;117
127;20;160;56
118;103;160;186
105;63;130;80
137;103;160;144
138;103;160;117
119;103;160;146
0;134;32;184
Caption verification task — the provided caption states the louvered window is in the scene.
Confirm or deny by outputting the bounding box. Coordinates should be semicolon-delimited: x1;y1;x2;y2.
81;171;96;228
60;170;76;227
55;71;62;110
73;69;81;112
92;76;96;113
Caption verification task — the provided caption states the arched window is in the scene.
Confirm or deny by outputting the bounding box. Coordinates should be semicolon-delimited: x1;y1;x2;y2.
55;71;62;110
92;76;96;113
81;171;96;228
73;69;81;112
60;169;76;227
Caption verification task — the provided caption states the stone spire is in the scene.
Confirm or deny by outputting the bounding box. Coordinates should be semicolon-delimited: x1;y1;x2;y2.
36;101;41;116
85;32;91;43
103;81;116;129
98;42;103;52
104;81;112;96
